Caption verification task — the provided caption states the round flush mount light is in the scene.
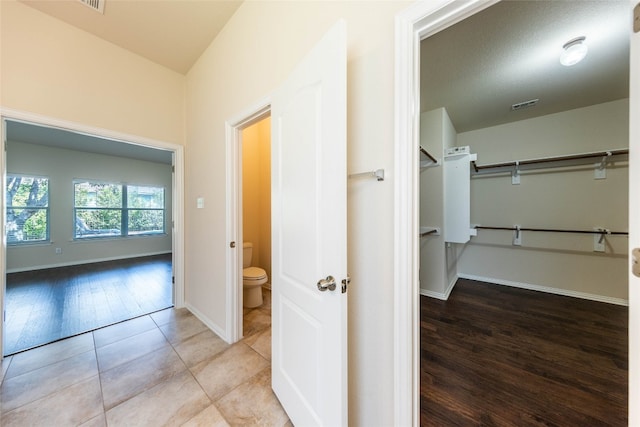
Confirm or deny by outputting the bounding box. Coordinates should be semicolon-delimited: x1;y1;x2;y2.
560;36;588;66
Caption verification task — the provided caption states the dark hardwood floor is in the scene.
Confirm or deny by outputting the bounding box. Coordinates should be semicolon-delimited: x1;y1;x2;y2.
421;278;628;426
4;254;173;356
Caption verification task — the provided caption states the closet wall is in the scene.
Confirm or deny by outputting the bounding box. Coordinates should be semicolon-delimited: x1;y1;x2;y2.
419;108;460;299
458;98;629;303
420;99;628;303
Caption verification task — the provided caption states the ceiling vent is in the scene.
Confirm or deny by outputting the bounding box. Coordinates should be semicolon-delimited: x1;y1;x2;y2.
78;0;105;14
511;98;539;111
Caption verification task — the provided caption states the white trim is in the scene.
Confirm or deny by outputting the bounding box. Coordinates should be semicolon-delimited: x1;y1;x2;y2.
393;1;499;425
419;275;457;301
0;107;180;152
0;108;186;357
5;251;172;274
185;302;229;343
225;97;271;344
628;1;639;421
1;118;6;359
458;273;629;306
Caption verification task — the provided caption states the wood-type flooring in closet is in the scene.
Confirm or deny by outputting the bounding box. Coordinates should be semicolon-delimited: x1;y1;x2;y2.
421;278;627;426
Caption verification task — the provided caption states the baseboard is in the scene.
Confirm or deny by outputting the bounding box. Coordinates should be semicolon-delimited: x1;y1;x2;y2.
6;251;172;274
184;302;230;343
458;273;629;307
419;276;458;301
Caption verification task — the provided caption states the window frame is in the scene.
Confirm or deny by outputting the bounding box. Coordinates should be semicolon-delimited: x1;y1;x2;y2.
6;174;51;245
73;180;166;240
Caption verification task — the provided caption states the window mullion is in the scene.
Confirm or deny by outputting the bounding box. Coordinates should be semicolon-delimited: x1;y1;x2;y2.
122;185;128;236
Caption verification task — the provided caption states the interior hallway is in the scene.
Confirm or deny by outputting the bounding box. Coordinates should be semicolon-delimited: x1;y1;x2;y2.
0;288;286;426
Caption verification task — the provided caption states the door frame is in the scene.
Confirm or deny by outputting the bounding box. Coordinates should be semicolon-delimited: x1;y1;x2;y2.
393;1;505;425
0;107;185;357
225;98;271;343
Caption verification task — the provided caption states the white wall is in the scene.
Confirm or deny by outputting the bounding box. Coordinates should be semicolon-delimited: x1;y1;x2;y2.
6;141;172;272
185;1;409;425
419;109;449;297
457;99;629;303
242;118;271;280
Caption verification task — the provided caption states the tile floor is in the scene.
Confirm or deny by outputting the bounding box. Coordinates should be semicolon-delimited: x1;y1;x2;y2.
0;288;290;426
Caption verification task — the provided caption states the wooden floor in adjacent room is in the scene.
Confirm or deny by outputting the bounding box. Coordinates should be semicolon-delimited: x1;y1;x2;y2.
421;278;628;426
5;254;173;356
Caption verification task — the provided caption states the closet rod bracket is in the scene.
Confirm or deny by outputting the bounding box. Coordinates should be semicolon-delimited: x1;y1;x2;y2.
348;168;385;181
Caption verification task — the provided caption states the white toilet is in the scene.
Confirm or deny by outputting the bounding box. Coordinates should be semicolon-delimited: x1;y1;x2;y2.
243;242;268;308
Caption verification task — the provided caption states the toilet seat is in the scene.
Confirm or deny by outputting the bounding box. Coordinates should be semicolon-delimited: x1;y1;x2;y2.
243;266;267;281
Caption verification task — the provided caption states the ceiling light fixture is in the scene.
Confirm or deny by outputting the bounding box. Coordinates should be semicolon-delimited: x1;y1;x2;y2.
560;36;588;66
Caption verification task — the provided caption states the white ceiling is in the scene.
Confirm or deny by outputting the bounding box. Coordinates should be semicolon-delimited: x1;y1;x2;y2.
20;0;243;75
420;0;630;133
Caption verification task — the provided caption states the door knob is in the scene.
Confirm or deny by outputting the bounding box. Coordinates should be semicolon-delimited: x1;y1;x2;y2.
633;248;640;278
317;276;337;292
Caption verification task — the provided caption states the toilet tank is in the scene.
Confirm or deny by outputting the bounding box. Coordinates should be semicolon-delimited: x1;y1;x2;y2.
242;242;253;268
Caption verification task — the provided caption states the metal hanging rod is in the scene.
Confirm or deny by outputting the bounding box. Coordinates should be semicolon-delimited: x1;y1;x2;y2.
471;148;629;173
420;146;438;164
420;228;439;237
475;225;628;236
348;168;385;181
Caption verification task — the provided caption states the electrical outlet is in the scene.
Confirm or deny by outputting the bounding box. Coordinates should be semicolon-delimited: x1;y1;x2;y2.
55;247;62;254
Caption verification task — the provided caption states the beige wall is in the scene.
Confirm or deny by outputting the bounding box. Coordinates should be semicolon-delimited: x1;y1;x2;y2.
185;1;409;425
242;118;271;281
1;2;411;421
458;99;629;302
0;0;185;145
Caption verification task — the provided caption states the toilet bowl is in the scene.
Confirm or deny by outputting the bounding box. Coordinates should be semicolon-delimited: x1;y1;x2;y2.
243;242;268;308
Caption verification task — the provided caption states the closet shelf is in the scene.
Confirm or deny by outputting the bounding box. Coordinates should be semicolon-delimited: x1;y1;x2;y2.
471;148;628;175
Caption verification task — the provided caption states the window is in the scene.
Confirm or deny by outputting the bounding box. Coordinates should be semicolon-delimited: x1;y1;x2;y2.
6;175;50;244
74;181;165;239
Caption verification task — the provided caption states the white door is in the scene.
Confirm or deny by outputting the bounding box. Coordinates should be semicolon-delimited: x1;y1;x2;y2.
629;3;639;424
271;20;348;426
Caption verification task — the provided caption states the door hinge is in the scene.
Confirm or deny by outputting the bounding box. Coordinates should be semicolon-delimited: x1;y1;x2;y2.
635;3;640;33
172;276;175;284
341;275;351;294
172;165;175;173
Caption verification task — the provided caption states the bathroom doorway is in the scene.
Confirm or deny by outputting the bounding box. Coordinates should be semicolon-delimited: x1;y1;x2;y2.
240;116;273;339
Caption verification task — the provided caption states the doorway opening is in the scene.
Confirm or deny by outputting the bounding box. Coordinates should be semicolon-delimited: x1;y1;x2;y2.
394;0;631;424
240;117;272;341
225;100;271;343
0;111;185;357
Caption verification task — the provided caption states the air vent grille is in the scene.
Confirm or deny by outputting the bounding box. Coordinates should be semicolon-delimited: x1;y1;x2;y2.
78;0;105;13
511;99;539;111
